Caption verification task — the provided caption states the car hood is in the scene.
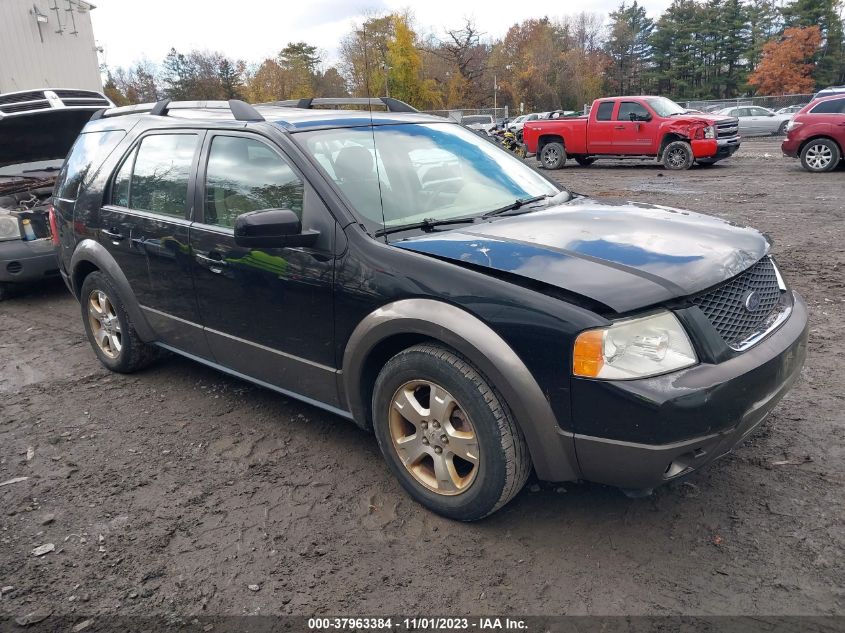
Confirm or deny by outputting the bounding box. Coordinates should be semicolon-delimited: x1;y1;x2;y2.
391;197;769;313
0;108;95;168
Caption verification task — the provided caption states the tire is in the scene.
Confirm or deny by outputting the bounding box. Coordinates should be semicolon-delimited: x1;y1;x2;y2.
0;282;12;301
575;156;595;167
79;271;160;373
539;142;566;169
662;140;694;170
800;138;840;173
371;343;531;521
777;121;788;136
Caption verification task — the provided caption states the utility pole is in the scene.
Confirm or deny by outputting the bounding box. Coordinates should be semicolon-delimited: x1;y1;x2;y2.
493;74;497;112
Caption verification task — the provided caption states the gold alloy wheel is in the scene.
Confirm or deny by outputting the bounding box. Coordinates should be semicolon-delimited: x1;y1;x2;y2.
389;380;480;495
87;289;122;359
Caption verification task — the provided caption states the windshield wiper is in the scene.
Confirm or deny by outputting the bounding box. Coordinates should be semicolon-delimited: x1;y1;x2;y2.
482;194;551;218
375;216;478;237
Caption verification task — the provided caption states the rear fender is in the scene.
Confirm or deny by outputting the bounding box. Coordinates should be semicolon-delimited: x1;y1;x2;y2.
69;239;156;341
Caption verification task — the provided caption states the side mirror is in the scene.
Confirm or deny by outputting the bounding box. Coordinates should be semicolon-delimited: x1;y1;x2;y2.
234;208;319;248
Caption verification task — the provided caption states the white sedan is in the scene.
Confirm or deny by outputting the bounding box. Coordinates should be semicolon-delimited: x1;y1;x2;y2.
715;106;793;136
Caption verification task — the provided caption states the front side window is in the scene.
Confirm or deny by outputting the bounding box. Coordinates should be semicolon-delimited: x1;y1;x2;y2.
203;136;304;228
617;102;650;121
595;102;615;121
297;123;560;229
645;97;687;117
811;98;845;114
115;134;198;217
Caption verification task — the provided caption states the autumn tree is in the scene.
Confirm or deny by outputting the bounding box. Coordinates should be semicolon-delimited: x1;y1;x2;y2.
386;15;442;108
748;25;823;94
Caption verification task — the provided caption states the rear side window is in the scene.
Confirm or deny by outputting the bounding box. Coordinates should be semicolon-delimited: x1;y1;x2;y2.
595;102;615;121
811;98;845;114
111;134;198;217
56;130;125;200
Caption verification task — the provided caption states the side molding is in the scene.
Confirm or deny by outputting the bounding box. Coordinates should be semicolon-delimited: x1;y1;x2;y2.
69;239;156;342
342;299;580;482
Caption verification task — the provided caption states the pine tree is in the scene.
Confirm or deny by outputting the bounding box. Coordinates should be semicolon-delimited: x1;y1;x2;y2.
605;1;654;95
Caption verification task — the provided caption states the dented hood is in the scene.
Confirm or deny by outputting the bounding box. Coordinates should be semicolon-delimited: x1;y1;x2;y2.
392;197;769;313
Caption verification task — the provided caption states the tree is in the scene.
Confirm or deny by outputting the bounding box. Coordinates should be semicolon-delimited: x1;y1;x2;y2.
386;15;442;108
748;25;823;94
782;0;845;86
339;15;394;97
279;42;320;98
605;1;654;95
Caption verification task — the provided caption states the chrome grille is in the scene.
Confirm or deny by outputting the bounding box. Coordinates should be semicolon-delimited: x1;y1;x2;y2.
691;257;784;349
716;118;739;138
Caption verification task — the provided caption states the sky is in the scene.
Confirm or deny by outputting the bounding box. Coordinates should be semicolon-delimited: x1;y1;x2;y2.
91;0;674;70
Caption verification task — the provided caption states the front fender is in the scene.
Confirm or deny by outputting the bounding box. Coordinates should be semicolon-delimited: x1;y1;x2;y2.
342;298;580;482
69;239;156;342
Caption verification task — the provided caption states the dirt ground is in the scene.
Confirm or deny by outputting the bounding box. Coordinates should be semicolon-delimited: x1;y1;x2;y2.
1;137;843;621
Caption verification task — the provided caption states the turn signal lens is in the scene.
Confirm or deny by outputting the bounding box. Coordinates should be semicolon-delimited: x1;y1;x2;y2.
573;311;697;380
573;329;605;377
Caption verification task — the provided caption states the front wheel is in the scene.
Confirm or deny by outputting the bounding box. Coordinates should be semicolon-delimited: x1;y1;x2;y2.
800;139;840;173
539;142;566;169
372;344;531;521
777;121;789;136
662;140;694;170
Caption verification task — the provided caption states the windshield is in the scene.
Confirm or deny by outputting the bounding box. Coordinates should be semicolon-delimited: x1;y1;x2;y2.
462;115;493;125
297;123;560;231
646;97;687;117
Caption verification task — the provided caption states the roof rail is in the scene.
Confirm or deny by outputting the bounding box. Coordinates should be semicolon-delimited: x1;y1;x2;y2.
269;97;418;113
99;99;265;122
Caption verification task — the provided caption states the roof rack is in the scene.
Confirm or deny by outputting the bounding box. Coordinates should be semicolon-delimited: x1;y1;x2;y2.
269;97;418;113
94;99;265;122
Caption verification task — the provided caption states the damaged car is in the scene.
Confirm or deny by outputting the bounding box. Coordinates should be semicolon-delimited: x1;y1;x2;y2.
0;89;112;299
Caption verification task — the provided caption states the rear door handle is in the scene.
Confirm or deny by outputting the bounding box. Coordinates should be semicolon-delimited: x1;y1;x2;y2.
614;125;625;130
101;228;125;242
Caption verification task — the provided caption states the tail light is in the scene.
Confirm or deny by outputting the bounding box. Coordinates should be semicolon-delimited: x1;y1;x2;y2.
47;204;60;247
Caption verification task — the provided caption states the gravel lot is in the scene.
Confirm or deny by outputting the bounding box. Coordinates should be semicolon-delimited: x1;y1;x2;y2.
1;137;843;621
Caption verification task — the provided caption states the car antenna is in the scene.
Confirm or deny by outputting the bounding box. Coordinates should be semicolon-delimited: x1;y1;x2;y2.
362;28;388;241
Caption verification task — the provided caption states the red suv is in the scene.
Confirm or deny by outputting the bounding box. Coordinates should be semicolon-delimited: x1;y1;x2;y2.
782;95;845;172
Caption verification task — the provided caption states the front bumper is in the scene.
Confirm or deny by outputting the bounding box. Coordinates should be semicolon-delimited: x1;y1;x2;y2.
0;238;60;283
571;292;808;490
691;136;741;160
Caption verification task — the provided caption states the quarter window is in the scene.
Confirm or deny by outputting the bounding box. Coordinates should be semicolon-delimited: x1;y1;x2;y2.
203;136;304;229
595;102;615;121
111;134;198;217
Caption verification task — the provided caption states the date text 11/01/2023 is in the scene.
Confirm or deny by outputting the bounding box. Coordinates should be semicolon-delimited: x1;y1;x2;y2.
308;617;528;630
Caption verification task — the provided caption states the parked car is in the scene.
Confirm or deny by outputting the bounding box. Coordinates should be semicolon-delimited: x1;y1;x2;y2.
509;112;543;133
0;88;112;300
776;105;808;115
813;86;845;100
781;94;845;172
54;97;807;520
461;114;495;133
523;95;742;169
714;105;793;136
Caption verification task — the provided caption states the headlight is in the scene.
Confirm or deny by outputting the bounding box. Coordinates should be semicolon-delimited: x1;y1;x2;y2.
703;125;716;139
0;215;21;242
786;120;801;133
573;311;697;379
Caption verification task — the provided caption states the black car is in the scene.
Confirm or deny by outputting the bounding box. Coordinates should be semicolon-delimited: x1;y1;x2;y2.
0;89;113;300
53;97;808;520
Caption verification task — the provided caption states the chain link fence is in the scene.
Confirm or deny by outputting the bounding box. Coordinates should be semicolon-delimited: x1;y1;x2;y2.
422;107;510;123
679;94;814;113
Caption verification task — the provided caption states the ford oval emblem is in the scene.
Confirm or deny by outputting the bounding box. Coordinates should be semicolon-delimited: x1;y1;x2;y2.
743;290;761;312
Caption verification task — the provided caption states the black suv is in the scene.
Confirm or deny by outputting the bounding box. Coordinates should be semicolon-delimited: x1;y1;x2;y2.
54;97;808;520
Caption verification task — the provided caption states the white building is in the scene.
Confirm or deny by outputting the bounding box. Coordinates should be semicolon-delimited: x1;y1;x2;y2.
0;0;102;94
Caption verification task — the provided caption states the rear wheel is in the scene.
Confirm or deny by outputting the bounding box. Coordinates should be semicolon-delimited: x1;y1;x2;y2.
777;121;789;135
540;142;566;169
800;139;840;173
662;140;694;170
575;156;595;167
80;271;159;373
372;344;531;521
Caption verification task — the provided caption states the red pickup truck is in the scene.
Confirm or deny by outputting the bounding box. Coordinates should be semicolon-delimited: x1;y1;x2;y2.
523;96;742;170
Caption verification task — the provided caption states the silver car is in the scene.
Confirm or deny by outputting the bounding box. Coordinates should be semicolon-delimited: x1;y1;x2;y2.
715;106;793;136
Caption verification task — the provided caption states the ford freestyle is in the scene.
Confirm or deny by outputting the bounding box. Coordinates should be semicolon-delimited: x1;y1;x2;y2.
523;96;742;170
53;97;807;520
782;94;845;172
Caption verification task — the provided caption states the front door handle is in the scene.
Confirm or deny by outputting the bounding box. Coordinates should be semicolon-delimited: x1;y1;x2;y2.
196;252;228;273
101;228;125;242
614;125;625;130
